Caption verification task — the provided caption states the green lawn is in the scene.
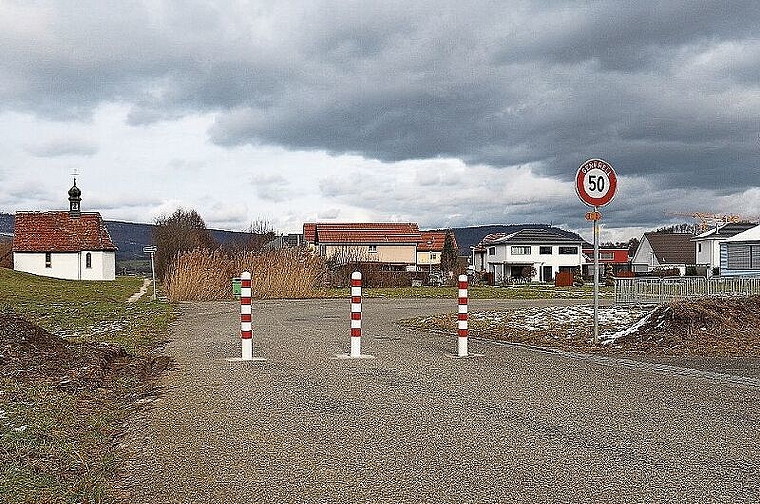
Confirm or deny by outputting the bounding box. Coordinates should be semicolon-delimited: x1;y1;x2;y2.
315;283;612;299
0;269;174;503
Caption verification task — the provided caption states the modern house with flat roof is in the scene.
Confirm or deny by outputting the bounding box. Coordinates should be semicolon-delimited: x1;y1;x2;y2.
720;224;760;276
692;222;757;275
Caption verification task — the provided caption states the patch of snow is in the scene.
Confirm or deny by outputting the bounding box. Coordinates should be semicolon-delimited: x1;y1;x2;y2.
600;308;658;344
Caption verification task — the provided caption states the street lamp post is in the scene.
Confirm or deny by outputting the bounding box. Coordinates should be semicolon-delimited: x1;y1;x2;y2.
427;240;433;274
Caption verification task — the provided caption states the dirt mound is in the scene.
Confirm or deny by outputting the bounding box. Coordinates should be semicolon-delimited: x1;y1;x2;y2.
0;312;169;391
614;296;760;357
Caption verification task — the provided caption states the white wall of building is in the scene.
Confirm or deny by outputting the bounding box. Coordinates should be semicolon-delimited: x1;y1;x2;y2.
694;238;721;272
14;251;115;280
631;237;657;273
485;243;583;282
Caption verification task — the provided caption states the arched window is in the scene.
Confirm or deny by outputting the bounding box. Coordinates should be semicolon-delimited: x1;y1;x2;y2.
85;252;92;269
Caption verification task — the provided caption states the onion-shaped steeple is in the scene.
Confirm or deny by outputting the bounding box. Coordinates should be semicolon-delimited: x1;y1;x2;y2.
68;178;81;217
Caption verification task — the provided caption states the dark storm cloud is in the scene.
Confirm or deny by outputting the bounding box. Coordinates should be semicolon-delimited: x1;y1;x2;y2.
2;0;759;199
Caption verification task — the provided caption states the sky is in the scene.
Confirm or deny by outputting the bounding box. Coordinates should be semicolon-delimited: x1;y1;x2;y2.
1;0;759;243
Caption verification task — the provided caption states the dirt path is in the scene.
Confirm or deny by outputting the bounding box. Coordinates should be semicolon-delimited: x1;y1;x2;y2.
119;298;760;503
126;278;151;303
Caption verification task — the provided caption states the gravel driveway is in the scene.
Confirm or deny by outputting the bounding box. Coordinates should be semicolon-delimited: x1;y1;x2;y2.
120;298;760;503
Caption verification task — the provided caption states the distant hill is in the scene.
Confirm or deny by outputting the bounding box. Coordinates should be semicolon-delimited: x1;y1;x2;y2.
443;224;589;257
0;213;587;262
0;213;12;239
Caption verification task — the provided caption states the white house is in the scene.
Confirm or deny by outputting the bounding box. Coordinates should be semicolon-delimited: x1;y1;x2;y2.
692;222;757;276
12;180;117;280
630;232;695;275
471;228;585;283
719;224;760;276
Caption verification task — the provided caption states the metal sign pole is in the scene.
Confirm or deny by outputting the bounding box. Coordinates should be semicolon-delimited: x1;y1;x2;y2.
151;251;157;301
142;245;159;301
575;158;617;345
593;206;599;344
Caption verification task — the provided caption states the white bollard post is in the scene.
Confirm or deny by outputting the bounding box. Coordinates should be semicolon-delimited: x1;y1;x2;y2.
457;274;468;357
350;271;362;357
240;271;253;360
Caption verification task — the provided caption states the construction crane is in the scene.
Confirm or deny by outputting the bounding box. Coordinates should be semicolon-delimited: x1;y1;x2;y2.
666;212;745;232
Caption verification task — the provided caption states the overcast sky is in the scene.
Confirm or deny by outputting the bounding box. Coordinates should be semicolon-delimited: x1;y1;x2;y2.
1;1;759;243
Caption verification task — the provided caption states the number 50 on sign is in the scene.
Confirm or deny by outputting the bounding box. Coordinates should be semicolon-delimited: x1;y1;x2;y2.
575;158;617;207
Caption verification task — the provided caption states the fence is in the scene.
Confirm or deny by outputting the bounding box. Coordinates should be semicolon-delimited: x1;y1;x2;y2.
615;276;760;304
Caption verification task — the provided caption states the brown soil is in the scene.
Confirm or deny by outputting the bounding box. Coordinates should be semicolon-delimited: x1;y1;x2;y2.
613;296;760;357
0;313;170;392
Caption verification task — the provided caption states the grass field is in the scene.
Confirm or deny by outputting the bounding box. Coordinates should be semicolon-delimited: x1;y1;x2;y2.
316;283;612;299
0;269;174;503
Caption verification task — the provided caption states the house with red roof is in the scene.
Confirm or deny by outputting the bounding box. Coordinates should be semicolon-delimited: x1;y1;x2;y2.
417;230;458;270
303;222;421;270
13;180;118;280
581;246;631;278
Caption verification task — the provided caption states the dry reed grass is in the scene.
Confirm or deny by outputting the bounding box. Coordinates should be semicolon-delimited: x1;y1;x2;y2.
165;248;327;301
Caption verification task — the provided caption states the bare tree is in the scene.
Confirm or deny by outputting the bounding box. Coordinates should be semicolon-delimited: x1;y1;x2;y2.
153;208;217;279
221;218;278;253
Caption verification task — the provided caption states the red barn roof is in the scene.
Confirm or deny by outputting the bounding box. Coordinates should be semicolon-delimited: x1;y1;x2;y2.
13;212;118;252
303;222;421;244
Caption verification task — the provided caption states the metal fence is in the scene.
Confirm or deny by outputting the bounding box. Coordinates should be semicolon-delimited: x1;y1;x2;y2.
614;276;760;304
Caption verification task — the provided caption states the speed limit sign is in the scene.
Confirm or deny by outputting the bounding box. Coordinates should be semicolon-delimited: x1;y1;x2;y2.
575;158;617;207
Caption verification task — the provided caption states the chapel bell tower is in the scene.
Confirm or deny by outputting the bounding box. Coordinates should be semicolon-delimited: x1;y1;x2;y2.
68;178;82;218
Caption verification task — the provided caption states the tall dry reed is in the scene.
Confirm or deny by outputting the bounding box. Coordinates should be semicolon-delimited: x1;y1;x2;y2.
165;248;327;301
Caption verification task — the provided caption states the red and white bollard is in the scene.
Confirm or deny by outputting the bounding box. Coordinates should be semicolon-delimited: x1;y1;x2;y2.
240;271;253;360
350;271;362;357
457;274;468;357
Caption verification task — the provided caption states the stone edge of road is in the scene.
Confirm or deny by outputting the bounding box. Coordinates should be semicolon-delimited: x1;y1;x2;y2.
478;337;760;389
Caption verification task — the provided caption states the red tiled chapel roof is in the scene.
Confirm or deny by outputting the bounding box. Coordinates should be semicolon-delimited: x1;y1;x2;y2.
13;212;118;252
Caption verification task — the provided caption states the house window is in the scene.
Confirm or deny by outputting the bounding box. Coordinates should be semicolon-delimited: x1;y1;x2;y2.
697;243;702;253
558;246;578;255
539;246;552;255
85;252;92;269
600;252;614;261
488;247;496;255
368;245;378;254
511;246;531;255
45;252;51;268
430;253;437;260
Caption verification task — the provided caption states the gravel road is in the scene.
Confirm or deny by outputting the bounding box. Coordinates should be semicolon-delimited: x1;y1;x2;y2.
120;298;760;503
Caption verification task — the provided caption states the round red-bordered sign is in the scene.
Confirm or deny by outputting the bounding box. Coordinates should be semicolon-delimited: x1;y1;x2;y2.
575;158;617;207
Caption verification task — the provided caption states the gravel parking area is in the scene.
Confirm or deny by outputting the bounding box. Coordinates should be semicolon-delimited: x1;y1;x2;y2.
120;298;760;503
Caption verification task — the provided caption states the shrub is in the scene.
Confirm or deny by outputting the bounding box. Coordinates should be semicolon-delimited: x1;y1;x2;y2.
164;248;327;301
0;239;12;269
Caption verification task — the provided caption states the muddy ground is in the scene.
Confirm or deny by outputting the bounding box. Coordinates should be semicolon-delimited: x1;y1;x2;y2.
0;313;169;392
